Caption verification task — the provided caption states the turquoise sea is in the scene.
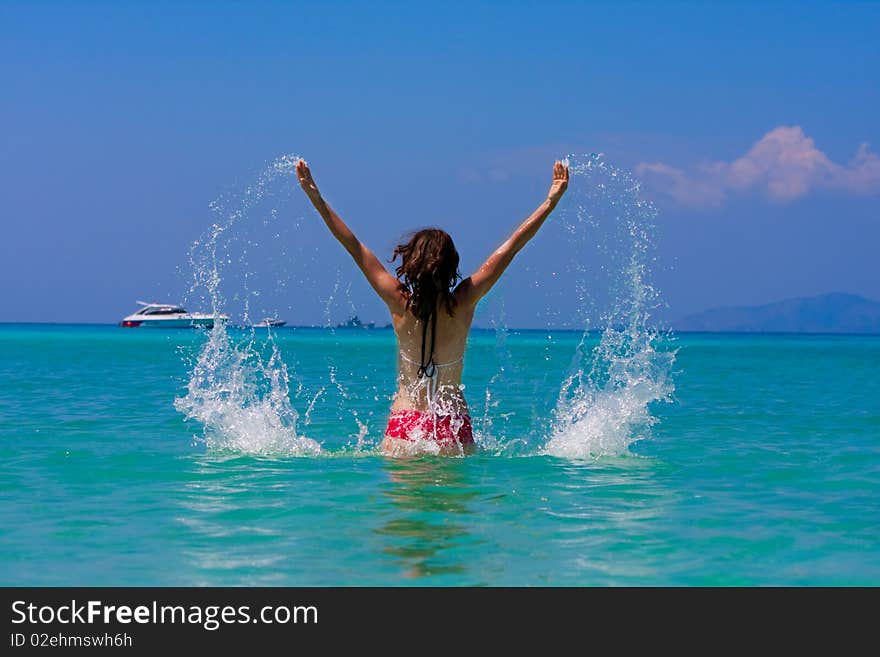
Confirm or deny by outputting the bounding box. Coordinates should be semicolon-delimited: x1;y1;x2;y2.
1;323;878;586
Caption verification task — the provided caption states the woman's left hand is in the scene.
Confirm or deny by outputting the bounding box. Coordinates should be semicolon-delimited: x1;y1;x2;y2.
296;159;322;200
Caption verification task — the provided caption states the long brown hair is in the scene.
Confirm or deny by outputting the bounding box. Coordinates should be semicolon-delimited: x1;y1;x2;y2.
390;228;461;376
391;228;461;320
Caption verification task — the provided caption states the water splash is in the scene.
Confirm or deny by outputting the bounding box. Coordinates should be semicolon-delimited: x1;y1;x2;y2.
543;154;676;459
185;154;301;318
175;154;321;456
174;322;321;456
475;298;515;455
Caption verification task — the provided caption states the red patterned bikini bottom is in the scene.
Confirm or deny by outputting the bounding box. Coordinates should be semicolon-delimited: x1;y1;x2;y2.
385;410;474;447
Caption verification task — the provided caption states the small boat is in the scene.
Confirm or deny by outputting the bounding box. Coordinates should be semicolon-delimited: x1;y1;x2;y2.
252;318;287;328
119;301;229;328
336;315;375;329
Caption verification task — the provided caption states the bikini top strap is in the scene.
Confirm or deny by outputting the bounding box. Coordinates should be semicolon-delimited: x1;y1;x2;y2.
400;351;462;368
418;310;437;379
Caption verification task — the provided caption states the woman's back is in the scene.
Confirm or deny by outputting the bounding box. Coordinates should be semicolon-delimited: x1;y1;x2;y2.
390;292;475;415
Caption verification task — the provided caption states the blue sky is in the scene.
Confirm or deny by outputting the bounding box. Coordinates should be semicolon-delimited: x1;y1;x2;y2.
1;0;878;326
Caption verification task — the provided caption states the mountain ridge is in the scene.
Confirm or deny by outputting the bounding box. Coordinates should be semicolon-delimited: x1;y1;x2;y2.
674;292;880;333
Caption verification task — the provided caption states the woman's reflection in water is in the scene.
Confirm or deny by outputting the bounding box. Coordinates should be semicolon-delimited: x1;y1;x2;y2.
375;457;483;581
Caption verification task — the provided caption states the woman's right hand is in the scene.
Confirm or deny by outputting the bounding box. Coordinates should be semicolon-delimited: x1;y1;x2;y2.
548;160;570;204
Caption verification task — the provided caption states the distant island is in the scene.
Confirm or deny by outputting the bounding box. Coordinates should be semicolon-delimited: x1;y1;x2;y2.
675;293;880;334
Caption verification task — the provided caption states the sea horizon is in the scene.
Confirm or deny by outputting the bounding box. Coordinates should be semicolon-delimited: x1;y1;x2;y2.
2;321;879;337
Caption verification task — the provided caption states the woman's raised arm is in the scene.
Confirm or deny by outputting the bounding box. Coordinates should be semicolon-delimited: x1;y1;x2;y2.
295;159;403;310
457;160;569;306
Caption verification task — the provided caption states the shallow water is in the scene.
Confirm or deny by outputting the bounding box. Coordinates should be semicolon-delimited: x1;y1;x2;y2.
1;324;878;585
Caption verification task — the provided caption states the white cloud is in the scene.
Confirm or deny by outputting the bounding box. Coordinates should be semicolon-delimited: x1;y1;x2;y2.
636;162;727;208
637;126;880;207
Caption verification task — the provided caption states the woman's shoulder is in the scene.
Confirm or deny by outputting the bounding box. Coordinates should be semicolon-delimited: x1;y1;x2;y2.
453;278;477;308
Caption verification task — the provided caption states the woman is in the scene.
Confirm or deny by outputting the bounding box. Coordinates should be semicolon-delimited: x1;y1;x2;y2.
296;158;569;456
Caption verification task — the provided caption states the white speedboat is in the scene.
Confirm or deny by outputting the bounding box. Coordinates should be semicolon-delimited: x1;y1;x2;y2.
119;301;229;328
252;317;287;328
